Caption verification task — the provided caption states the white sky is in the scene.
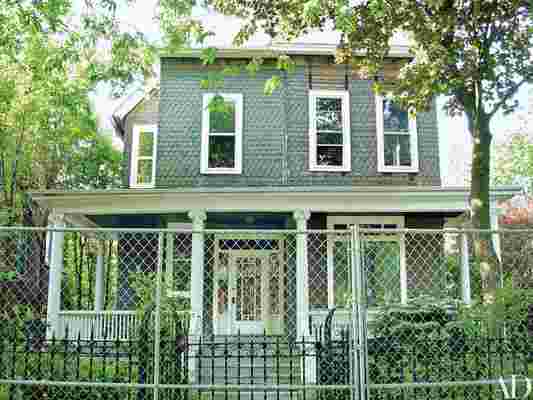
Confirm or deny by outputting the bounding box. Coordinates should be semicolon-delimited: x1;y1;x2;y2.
92;2;531;187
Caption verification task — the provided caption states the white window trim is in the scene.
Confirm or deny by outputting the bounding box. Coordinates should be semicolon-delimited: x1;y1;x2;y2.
375;94;419;173
201;93;243;175
309;90;351;172
326;215;407;308
130;124;158;188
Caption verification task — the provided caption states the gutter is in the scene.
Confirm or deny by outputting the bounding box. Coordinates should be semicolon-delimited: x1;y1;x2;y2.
30;185;520;199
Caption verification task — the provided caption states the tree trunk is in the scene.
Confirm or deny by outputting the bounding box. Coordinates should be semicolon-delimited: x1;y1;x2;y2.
467;109;500;306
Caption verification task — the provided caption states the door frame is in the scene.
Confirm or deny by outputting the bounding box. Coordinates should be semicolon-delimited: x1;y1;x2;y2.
213;236;285;335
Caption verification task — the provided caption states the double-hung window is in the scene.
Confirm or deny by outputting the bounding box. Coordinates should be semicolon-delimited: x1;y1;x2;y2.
376;95;419;172
309;90;351;171
131;124;157;188
201;93;243;174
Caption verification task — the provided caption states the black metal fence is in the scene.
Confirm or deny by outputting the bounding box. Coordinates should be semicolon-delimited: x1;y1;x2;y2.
1;322;531;400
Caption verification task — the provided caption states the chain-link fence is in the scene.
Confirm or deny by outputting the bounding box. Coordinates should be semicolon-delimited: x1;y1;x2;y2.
0;226;532;400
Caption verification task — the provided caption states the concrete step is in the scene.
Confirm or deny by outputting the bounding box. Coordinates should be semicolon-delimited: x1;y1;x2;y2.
193;390;305;400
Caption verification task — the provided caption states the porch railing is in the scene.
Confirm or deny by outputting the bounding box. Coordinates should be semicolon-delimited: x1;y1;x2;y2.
56;310;137;341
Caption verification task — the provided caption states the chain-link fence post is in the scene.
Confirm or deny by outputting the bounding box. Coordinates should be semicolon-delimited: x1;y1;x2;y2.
350;225;367;400
153;232;164;400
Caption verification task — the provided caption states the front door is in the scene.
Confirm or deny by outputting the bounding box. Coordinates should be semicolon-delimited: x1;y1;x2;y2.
231;254;265;334
214;241;285;335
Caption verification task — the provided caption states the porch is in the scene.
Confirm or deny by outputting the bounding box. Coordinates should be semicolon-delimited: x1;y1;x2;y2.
2;219;499;342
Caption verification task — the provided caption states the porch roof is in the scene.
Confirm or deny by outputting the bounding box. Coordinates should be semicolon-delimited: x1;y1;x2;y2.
30;185;519;216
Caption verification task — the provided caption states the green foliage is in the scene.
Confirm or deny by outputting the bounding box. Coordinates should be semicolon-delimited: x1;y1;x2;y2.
130;271;190;338
263;75;282;96
0;271;17;282
492;120;533;193
201;47;218;65
63;134;122;190
458;284;533;325
0;0;159;224
373;295;457;339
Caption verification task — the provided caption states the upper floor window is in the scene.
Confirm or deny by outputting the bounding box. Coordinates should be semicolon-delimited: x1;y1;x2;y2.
309;90;351;172
131;124;157;188
201;93;243;174
376;95;419;173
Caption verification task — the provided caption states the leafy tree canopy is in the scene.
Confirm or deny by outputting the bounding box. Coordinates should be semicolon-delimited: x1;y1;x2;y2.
0;0;142;224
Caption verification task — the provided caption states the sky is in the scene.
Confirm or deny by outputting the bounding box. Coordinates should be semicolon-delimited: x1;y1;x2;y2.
93;1;531;187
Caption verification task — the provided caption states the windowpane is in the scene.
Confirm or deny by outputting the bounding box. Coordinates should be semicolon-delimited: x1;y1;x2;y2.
316;97;342;132
363;241;401;306
209;98;236;133
138;131;154;157
383;100;409;132
317;146;343;166
208;136;235;168
136;159;153;185
384;134;411;167
317;131;343;145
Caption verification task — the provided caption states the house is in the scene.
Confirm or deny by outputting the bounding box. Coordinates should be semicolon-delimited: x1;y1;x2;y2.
29;35;517;345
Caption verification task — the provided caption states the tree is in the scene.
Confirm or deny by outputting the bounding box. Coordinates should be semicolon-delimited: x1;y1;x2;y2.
0;0;154;225
205;0;532;304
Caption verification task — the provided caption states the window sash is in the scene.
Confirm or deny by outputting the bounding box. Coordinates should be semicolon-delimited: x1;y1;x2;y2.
309;90;351;171
202;93;243;174
376;95;418;172
131;124;157;188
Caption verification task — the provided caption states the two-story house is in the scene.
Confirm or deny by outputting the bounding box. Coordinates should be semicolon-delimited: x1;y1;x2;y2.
32;36;515;342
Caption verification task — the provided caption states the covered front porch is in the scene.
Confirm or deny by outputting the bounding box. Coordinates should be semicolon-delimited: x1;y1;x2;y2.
31;186;514;341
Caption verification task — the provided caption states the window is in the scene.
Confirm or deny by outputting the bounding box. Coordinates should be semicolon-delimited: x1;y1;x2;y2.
131;124;157;187
326;216;406;308
309;90;351;171
376;95;419;172
201;93;243;174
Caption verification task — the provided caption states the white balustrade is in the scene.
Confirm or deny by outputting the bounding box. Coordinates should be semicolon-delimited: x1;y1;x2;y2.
56;311;137;341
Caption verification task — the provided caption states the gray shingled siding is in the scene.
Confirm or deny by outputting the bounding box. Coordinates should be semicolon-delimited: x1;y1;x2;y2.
148;58;441;188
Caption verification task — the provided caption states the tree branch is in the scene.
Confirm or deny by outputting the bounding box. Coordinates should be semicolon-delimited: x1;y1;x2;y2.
488;78;529;118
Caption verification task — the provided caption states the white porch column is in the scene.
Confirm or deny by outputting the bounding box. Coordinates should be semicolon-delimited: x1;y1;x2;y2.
46;212;65;338
94;240;105;312
490;200;502;261
490;200;503;289
188;209;207;336
460;231;472;305
293;209;310;339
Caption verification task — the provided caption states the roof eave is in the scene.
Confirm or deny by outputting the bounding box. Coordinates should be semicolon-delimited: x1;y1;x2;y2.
30;186;520;216
165;44;412;59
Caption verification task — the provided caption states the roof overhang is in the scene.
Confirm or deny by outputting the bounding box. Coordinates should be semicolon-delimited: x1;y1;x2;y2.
167;43;412;59
30;186;519;216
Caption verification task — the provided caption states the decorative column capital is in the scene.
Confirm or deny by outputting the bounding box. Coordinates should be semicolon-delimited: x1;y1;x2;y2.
188;209;207;228
293;209;311;223
48;212;66;227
